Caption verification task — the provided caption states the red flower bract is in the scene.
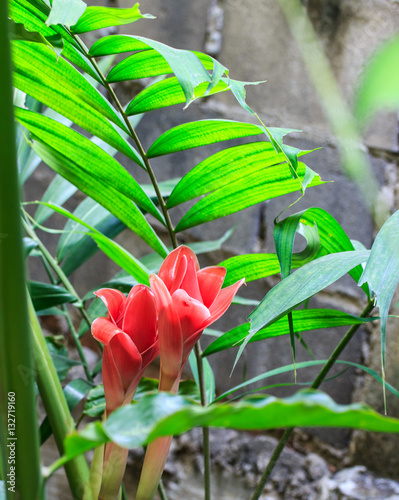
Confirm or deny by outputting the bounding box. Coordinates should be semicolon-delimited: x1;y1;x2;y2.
149;245;245;391
91;285;159;415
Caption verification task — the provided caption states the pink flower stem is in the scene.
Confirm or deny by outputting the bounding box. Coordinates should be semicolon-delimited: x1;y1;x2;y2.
135;376;180;500
99;442;129;500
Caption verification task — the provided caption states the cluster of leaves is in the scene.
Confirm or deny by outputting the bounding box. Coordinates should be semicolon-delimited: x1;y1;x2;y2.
4;0;399;498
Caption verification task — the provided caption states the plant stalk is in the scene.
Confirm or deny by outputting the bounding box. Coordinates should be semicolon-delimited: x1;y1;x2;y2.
194;342;211;500
28;294;90;499
250;299;375;500
0;4;43;497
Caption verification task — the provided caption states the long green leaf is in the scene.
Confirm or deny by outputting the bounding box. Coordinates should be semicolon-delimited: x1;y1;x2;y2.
126;77;231;115
174;161;323;232
36;202;153;285
147;120;264;158
15;107;162;223
29;142;167;258
91;35;227;105
10;0;100;80
248;251;370;335
214;359;399;402
12;40;146;163
71;3;154;34
358;210;399;373
62;390;399;460
168;142;300;208
203;309;378;357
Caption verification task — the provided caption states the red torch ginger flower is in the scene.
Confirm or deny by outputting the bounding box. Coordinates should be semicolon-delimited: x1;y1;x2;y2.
149;245;245;391
91;285;159;415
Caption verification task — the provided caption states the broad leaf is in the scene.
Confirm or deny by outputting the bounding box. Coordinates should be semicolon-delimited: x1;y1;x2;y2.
358;210;399;372
147;120;264;158
203;309;378;357
63;390;399;460
71;3;154;34
46;0;87;27
28;281;77;310
45;336;81;381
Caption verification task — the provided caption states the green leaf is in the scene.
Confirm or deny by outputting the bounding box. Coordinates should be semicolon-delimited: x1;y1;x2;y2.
10;0;101;81
46;0;87;27
248;250;370;335
126;76;231;115
16;108;158;216
147;120;264;158
29;141;166;257
358;210;399;372
28;281;77;311
214;359;399;402
71;3;154;34
174;160;323;232
35;202;153;285
91;35;226;106
57;198;125;277
355;34;399;126
9;19;64;58
34;175;77;224
83;380;200;418
64;390;399;457
12;41;142;162
168;142;300;208
203;309;378;357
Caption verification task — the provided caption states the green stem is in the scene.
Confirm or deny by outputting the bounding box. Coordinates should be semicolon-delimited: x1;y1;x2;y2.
194;342;211;500
71;34;178;249
28;294;90;499
250;299;375;500
0;4;43;497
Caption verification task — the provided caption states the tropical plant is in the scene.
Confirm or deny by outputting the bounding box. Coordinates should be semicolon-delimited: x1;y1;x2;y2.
1;1;399;499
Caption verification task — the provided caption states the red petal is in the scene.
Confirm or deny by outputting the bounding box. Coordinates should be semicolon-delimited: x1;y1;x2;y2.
94;288;126;326
150;274;183;380
108;333;142;392
197;266;226;308
158;246;200;293
122;285;158;353
102;344;124;414
179;256;203;302
205;278;245;327
91;317;123;346
172;289;211;341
